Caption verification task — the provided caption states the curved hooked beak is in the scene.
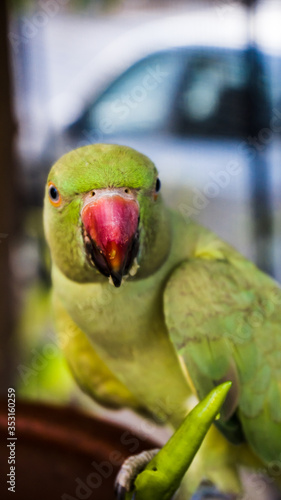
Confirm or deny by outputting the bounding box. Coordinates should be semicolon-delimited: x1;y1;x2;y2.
81;189;140;287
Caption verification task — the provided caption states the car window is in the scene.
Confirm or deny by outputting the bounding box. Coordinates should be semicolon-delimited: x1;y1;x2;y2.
174;49;269;137
265;54;281;107
87;51;184;135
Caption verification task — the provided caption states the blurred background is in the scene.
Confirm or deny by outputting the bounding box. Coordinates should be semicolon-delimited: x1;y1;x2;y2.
1;0;281;419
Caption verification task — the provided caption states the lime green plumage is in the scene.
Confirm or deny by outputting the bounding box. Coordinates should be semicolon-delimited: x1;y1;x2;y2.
164;254;281;463
44;144;281;497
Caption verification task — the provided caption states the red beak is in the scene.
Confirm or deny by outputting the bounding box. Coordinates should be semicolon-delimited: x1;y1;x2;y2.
81;193;139;287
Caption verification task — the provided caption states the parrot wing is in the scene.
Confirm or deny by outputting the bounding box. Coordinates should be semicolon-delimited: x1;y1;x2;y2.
164;255;281;463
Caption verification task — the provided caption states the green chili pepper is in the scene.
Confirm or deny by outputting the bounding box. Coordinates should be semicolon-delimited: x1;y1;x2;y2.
129;381;232;500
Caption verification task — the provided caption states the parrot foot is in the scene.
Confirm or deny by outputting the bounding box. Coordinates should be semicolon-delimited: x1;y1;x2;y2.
191;479;237;500
114;448;160;500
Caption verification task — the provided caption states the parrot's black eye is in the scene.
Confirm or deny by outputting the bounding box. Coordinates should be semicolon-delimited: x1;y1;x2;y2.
49;186;58;200
48;182;61;207
155;178;161;193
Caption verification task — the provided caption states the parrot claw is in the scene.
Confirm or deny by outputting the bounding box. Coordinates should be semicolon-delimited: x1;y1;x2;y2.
114;448;160;499
191;479;237;500
114;483;127;500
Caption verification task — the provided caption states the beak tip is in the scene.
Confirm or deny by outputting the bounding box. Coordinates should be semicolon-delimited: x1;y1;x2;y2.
111;272;122;288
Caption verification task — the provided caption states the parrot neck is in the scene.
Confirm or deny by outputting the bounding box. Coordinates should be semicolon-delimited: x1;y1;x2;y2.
135;203;172;280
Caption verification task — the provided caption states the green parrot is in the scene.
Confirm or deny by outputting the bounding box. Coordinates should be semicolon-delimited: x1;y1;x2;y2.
43;144;281;499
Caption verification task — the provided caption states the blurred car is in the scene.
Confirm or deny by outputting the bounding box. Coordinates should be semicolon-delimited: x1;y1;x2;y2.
21;4;281;275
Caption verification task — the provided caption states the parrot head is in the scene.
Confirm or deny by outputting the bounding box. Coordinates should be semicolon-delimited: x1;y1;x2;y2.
44;144;171;286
